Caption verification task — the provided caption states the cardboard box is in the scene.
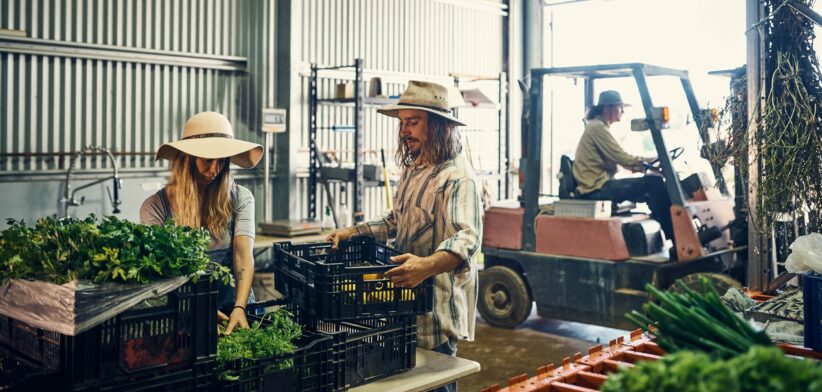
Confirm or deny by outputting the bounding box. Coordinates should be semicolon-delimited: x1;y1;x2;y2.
336;82;355;99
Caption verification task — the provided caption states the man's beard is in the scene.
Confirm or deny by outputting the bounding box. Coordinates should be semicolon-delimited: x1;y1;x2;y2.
403;136;422;158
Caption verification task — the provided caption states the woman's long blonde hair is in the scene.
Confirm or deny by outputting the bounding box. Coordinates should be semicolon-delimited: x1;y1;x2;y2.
167;153;234;238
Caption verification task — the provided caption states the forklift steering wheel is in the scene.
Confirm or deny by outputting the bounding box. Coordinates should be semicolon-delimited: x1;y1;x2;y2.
649;147;684;166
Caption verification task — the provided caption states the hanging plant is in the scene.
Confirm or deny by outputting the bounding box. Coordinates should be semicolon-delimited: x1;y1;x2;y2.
754;0;822;232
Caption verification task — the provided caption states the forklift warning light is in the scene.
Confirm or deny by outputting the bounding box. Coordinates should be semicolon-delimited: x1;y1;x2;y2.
630;106;670;131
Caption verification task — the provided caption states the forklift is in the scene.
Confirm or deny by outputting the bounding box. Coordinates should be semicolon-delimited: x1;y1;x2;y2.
478;63;747;330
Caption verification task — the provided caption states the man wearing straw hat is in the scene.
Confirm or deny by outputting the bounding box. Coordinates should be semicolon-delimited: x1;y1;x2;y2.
328;81;482;392
141;111;263;334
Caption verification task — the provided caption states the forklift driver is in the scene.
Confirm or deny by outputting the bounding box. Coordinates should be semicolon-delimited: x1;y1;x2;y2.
572;90;674;240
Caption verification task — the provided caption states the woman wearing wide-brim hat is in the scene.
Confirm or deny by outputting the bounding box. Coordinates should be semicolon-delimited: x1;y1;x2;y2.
140;111;263;334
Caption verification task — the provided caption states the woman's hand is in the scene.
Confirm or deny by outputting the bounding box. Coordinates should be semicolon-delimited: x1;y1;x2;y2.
325;227;359;250
225;307;250;335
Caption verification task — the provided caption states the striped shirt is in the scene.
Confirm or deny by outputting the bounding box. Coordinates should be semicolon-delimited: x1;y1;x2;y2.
355;153;482;349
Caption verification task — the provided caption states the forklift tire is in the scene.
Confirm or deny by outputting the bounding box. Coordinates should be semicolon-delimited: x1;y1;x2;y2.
478;266;532;329
666;272;741;295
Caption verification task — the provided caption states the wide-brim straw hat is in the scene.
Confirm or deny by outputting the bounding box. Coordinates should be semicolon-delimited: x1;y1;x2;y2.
377;80;466;126
155;111;263;168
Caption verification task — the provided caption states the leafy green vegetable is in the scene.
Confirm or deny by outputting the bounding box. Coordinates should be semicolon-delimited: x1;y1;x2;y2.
0;215;233;286
216;308;302;381
626;277;771;358
602;346;822;392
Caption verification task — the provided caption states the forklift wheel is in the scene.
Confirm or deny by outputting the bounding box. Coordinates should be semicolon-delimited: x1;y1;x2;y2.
666;272;741;295
478;266;532;328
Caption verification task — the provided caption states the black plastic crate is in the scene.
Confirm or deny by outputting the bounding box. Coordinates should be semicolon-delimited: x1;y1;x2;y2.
0;276;218;390
319;317;417;390
8;359;218;392
803;273;822;352
217;306;335;392
274;237;433;321
242;299;417;391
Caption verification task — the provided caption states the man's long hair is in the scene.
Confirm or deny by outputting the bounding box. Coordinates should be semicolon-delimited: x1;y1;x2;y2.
167;153;234;238
395;112;462;167
585;105;605;120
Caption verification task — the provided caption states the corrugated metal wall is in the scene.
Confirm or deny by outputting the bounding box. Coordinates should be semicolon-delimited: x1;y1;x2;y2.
295;0;507;223
0;0;278;223
0;0;509;226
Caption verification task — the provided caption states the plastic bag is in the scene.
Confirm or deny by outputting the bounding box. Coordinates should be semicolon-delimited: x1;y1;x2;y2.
0;276;189;336
785;232;822;274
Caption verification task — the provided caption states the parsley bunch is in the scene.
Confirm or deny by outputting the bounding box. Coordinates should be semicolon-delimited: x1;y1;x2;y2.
216;308;302;381
0;215;233;286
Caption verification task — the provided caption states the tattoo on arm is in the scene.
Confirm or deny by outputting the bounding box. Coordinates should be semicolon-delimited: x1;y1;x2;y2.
235;268;246;283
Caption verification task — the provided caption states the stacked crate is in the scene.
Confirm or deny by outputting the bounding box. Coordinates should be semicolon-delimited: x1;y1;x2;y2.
0;276;219;391
480;328;821;392
479;330;664;392
274;236;434;391
216;300;336;392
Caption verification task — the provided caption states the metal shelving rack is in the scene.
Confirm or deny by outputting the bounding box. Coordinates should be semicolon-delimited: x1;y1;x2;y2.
452;72;510;199
307;58;369;223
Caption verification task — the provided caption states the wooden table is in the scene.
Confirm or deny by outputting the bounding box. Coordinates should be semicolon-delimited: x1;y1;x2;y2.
351;349;481;392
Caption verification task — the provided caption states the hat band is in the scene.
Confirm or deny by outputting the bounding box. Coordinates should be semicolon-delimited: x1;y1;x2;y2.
397;102;452;114
182;132;235;140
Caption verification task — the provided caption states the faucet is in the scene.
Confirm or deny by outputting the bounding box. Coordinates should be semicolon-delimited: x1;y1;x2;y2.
62;146;122;217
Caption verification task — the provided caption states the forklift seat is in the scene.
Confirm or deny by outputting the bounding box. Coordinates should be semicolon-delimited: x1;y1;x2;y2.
557;155;578;199
557;155;637;215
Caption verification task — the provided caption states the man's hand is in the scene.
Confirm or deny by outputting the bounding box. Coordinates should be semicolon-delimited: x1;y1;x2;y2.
628;164;645;173
225;307;249;335
325;227;358;251
384;253;436;288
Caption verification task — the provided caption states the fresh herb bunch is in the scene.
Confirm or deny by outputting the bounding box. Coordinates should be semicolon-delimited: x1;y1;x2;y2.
0;215;233;286
626;277;772;358
216;308;302;381
601;346;822;392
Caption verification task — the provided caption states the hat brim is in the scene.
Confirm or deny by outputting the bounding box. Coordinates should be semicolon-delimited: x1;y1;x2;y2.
156;138;264;168
597;102;632;107
377;104;466;126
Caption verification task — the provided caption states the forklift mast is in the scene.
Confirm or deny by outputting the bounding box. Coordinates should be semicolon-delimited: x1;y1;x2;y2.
520;63;719;252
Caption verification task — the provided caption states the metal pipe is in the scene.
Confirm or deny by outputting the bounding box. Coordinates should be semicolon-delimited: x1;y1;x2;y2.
786;0;822;27
0;36;246;71
0;151;155;157
0;170;267;183
63;146;122;217
263;132;272;221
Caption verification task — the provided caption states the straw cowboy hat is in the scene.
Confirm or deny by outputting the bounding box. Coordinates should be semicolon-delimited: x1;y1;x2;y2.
377;81;466;126
155;111;263;168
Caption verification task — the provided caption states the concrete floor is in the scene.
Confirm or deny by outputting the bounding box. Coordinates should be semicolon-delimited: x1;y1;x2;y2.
455;306;628;391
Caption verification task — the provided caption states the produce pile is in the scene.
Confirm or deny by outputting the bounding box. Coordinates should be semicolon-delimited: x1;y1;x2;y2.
0;215;232;285
216;308;302;381
626;278;772;358
612;278;821;392
601;346;822;392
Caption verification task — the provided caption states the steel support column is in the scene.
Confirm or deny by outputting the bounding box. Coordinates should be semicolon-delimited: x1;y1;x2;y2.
746;0;769;290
